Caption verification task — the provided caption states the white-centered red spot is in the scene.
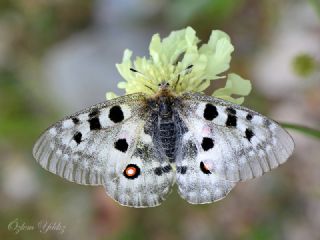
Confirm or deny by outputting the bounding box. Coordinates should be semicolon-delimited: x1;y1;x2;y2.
126;167;136;176
123;164;140;179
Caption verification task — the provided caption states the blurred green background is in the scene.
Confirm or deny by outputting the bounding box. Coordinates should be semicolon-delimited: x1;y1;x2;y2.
1;0;320;239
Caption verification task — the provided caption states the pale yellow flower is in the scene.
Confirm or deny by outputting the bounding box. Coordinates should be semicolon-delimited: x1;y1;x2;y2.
107;26;251;104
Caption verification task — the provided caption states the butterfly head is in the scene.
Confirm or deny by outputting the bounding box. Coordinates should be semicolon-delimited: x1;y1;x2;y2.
158;82;170;91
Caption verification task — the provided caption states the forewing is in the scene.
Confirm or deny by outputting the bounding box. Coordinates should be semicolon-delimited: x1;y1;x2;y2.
33;94;145;185
176;92;294;183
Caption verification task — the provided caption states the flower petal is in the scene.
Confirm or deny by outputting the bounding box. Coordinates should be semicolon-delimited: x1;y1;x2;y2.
116;49;134;83
149;27;199;65
213;73;251;104
106;92;118;100
109;27;251;105
199;30;234;79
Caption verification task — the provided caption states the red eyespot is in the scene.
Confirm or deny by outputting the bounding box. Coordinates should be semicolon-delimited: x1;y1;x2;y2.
123;164;140;179
126;167;136;176
200;161;212;174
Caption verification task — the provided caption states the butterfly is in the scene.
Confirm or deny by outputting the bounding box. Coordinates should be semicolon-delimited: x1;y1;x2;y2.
33;82;294;208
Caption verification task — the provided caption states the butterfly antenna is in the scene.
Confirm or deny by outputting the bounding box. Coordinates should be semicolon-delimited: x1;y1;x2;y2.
172;65;193;90
129;68;139;73
130;68;157;92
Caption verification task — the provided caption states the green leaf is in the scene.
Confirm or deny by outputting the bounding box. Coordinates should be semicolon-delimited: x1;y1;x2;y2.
292;53;317;77
281;122;320;139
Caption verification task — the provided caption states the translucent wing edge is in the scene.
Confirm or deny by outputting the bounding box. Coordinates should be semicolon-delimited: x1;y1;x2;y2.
33;133;104;185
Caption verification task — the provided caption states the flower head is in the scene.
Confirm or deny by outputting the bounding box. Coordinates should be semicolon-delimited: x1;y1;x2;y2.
107;26;251;104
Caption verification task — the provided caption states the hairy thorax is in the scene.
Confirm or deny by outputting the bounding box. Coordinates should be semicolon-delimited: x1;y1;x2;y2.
145;89;187;162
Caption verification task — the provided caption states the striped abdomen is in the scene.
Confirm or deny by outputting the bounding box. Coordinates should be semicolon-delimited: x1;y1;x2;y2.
159;118;176;161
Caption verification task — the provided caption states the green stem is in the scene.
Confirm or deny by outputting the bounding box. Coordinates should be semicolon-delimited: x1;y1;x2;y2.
281;122;320;139
309;0;320;18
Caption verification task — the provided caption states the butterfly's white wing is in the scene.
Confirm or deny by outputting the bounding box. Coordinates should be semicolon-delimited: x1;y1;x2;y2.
175;137;236;204
33;93;174;207
174;92;294;204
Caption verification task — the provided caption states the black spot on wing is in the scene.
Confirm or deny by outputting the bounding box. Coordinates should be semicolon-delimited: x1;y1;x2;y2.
203;104;218;121
154;165;172;176
89;117;101;130
72;117;80;124
114;139;129;153
89;108;100;118
226;114;237;127
245;128;254;142
163;165;172;173
201;137;214;151
73;132;82;144
154;168;162;176
177;166;187;174
246;113;253;121
226;107;236;115
109;106;124;123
